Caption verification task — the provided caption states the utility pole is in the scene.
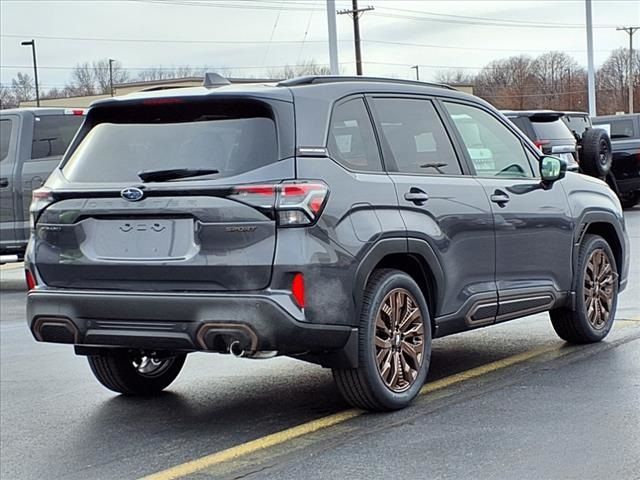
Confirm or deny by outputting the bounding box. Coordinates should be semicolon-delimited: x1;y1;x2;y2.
585;0;596;116
20;39;39;107
108;58;116;96
411;65;420;81
108;58;115;96
326;0;339;75
337;0;374;76
617;26;639;113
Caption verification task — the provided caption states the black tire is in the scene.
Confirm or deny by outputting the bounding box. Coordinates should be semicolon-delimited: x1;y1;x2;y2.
620;192;640;209
87;350;186;395
332;269;432;411
580;128;612;178
549;234;618;343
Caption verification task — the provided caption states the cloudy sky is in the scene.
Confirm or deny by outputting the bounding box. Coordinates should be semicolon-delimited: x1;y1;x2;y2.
1;0;639;89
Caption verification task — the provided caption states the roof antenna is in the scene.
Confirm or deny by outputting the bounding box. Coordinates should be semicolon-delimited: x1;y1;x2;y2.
202;72;231;88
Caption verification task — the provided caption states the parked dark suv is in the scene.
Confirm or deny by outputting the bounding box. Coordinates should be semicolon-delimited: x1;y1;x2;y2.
503;110;613;179
26;75;630;411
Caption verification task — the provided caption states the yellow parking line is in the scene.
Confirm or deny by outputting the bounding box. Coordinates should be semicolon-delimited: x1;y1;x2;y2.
140;344;558;480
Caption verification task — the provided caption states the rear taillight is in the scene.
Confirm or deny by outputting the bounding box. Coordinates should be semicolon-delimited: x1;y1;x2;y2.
230;181;329;227
277;182;329;226
25;270;36;291
30;187;55;228
64;108;86;116
534;140;550;152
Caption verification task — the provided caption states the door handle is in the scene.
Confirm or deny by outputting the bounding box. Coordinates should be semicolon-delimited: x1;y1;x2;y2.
404;188;429;205
0;178;8;188
490;190;510;205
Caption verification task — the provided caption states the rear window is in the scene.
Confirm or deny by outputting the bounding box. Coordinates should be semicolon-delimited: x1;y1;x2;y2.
0;119;11;161
62;102;278;183
31;115;83;160
562;115;590;137
531;118;575;141
593;119;636;139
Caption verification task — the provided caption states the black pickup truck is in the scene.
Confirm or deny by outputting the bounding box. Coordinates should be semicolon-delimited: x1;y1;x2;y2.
0;108;85;262
592;114;640;209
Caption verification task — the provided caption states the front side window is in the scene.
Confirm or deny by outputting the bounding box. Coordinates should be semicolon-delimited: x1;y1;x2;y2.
31;115;83;160
328;97;382;172
0;119;12;162
444;102;534;178
372;98;461;175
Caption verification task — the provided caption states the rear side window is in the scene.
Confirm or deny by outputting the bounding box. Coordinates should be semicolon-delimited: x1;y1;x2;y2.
595;119;636;139
63;101;279;183
0;119;12;161
328;97;382;172
530;118;574;141
31;115;83;160
372;98;461;175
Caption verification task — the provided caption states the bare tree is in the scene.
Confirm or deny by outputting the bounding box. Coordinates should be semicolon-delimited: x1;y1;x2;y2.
93;59;129;93
11;72;36;104
433;69;476;85
67;62;96;96
597;47;640;114
531;51;586;110
136;65;206;82
0;84;18;109
474;55;538;109
66;59;130;96
266;60;330;80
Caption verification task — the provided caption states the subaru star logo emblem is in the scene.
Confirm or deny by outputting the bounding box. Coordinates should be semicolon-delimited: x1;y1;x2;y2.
121;187;144;202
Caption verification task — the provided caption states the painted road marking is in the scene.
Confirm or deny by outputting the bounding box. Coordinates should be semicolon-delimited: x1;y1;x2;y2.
139;343;564;480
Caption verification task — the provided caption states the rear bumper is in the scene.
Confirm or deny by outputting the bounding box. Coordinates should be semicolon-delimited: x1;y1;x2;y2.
26;289;353;355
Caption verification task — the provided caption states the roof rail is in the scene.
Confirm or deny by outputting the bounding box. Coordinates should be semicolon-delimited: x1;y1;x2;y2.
277;75;456;90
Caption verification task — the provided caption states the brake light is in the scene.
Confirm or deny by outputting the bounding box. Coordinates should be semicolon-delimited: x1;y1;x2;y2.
25;270;36;291
142;98;184;105
291;273;305;308
534;140;550;152
30;187;55;228
231;181;329;227
64;108;85;116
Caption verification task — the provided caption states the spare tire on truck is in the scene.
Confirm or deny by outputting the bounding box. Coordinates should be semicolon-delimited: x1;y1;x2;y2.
580;128;612;178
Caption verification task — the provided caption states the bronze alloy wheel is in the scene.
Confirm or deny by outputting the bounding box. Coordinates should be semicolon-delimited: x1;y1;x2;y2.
584;248;615;330
374;288;425;393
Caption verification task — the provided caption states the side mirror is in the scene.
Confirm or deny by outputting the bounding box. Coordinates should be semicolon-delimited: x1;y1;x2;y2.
540;156;567;183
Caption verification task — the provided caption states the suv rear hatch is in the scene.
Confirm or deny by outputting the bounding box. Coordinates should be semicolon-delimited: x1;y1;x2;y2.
33;95;295;291
508;112;578;168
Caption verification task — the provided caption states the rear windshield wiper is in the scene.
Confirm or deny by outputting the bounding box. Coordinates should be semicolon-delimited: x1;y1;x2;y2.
138;168;219;182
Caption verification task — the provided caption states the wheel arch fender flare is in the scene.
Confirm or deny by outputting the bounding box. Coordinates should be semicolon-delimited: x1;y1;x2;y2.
573;210;627;290
353;237;445;320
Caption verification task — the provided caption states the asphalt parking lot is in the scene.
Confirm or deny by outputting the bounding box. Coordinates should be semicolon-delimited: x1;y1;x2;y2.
1;207;639;480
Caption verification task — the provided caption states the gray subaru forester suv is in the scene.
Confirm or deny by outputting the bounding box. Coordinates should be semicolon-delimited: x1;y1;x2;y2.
26;75;630;411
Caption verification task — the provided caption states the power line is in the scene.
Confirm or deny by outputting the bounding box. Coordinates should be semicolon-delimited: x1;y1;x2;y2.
0;33;611;54
370;8;615;29
361;39;606;54
374;6;618;29
0;33;336;45
128;0;322;12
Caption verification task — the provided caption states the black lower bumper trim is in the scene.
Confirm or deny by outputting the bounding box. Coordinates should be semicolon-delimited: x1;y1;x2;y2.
27;289;353;355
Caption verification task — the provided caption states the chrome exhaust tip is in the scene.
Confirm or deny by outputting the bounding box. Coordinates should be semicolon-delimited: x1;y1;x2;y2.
229;341;245;358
